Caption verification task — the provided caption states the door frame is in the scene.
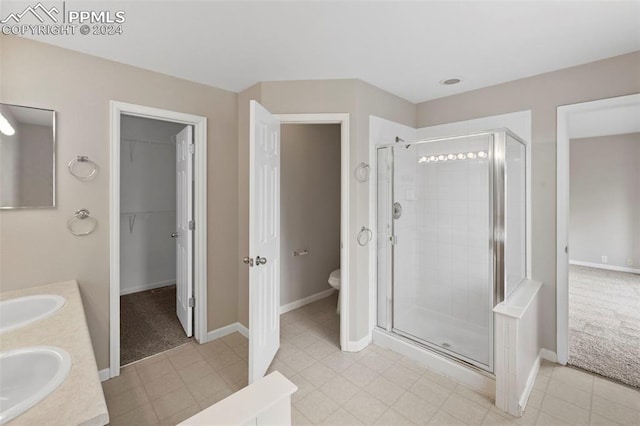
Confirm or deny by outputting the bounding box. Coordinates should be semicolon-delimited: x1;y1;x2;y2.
556;93;640;365
275;113;351;351
109;101;208;378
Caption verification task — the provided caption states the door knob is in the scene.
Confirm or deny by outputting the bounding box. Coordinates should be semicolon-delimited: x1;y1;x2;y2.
256;256;267;265
171;232;179;238
243;257;254;267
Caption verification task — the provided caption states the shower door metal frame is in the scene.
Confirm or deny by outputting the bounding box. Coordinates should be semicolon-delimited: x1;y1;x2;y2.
375;129;523;374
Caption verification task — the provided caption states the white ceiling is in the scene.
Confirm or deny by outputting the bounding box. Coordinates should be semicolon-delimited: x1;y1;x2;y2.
5;1;640;103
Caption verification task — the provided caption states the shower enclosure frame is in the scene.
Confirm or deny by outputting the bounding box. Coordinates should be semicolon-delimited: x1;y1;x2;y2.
375;128;527;375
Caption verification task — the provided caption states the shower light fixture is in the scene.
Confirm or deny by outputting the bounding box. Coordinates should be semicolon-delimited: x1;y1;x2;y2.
0;113;15;136
418;150;488;164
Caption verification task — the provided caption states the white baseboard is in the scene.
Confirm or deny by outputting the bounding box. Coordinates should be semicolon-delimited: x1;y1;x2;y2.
237;323;249;338
99;368;110;382
204;322;249;343
280;288;336;314
518;352;542;415
120;279;175;296
569;260;640;274
540;348;557;363
345;333;371;352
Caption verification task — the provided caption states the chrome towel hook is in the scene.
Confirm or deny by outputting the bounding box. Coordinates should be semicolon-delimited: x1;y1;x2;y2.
68;156;98;181
68;209;97;236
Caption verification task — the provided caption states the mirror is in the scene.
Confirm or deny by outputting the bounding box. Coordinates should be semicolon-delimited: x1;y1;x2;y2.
0;104;55;209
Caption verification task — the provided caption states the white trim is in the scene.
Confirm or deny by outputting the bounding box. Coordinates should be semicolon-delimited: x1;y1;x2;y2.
345;333;371;352
275;113;351;352
556;93;640;366
119;280;175;296
539;349;557;363
373;328;495;397
109;101;207;379
518;352;541;416
569;260;640;275
98;368;110;382
280;288;336;314
205;322;249;343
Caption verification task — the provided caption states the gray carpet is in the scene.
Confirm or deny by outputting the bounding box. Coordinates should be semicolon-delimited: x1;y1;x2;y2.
120;285;192;366
569;265;640;388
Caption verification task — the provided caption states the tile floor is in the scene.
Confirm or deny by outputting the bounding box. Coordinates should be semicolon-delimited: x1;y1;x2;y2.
102;293;640;425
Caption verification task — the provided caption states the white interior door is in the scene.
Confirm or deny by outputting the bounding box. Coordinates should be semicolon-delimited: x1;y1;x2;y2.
248;100;281;384
175;125;193;337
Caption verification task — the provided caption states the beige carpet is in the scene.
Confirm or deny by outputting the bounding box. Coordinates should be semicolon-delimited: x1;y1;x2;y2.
120;285;192;366
569;265;640;387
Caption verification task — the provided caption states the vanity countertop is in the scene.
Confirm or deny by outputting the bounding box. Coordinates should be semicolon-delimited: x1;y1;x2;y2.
0;280;108;426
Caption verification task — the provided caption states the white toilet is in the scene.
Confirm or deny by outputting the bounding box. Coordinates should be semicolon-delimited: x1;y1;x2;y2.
328;269;341;314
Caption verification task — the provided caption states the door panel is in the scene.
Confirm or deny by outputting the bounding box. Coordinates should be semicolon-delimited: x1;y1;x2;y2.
175;126;193;337
249;100;281;384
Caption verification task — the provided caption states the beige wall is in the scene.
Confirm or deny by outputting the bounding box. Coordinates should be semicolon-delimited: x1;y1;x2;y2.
280;124;341;305
570;133;640;269
237;79;416;340
0;36;239;369
416;51;640;351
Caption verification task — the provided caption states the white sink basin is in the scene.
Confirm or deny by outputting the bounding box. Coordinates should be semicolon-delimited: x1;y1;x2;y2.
0;295;65;334
0;346;72;424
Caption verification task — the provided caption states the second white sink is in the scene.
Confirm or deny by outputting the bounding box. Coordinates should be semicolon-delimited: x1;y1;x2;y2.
0;346;72;424
0;295;66;334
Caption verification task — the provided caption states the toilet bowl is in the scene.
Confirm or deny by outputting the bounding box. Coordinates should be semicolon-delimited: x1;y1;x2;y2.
328;269;340;314
328;269;341;290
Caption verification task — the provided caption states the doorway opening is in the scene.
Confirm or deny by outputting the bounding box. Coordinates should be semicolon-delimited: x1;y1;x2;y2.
557;93;640;387
246;103;350;383
279;123;342;347
118;115;192;366
109;101;208;378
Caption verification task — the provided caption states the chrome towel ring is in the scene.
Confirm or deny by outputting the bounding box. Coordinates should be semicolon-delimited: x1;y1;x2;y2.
68;209;97;236
68;156;98;181
355;162;370;183
357;226;373;246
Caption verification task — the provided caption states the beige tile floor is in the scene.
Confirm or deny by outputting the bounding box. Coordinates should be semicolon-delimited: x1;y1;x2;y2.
102;293;640;425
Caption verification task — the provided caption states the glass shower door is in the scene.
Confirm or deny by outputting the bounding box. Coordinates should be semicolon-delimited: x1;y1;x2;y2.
387;134;495;371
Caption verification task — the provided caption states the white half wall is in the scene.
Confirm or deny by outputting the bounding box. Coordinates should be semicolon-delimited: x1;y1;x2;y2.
119;115;186;295
569;133;640;270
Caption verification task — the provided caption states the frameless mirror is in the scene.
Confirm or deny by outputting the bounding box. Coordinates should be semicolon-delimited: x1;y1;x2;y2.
0;103;55;209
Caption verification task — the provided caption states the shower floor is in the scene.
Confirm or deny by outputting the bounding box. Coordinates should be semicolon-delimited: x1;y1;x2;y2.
394;305;491;370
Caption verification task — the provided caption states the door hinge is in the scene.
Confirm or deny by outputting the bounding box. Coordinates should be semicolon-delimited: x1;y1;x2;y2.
390;235;397;245
189;144;195;155
188;220;195;230
188;297;195;308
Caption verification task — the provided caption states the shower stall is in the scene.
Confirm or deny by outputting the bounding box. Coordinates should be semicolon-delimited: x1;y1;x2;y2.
376;129;527;374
